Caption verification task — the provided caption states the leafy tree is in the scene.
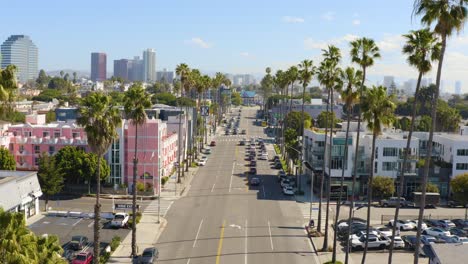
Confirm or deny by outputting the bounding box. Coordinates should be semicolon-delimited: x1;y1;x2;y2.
45;110;56;123
398;117;411;131
260;67;274;109
316;111;342;129
152;92;176;105
450;173;468;206
77;92;121;262
48;77;72;91
284;111;311;136
72;72;77;84
417;115;432;132
37;153;64;211
0;65;18;118
284;128;299;161
175;97;196;107
372;176;395;199
36;69;50;88
416;182;440;193
309;86;322;98
231;92;242;106
0;147;15;170
32;89;64;102
109;91;125;105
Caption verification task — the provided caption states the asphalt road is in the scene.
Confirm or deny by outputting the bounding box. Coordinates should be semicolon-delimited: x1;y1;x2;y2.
156;107;316;264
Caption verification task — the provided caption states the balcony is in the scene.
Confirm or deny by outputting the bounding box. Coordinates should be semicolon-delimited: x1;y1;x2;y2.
419;148;440;157
312;147;325;155
398;154;419;161
15;136;28;144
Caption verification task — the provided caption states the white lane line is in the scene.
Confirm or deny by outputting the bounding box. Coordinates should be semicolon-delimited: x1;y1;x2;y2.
88;222;94;228
193;219;204;248
245;219;248;264
186;259;191;264
268;220;274;251
262;185;266;198
72;218;83;226
211;183;216;193
229;162;235;192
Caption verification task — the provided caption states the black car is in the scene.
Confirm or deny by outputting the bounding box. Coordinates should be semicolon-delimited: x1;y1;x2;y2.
249;168;257;175
250;160;257;167
449;227;467;236
69;235;88;250
274;163;282;169
402;235;417;250
424;219;443;228
452;219;468;229
139;247;159;264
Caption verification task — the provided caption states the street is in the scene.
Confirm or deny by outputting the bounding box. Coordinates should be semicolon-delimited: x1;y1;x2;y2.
155;106;316;264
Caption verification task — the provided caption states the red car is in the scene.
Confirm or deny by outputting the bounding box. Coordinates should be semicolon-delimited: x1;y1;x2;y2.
210;141;216;146
72;252;93;264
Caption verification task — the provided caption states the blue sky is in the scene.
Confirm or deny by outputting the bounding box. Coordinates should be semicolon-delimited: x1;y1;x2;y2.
1;0;468;91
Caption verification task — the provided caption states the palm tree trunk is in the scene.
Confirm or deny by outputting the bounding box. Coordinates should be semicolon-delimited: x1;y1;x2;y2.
362;126;377;264
414;35;446;264
281;88;287;156
318;89;331;233
131;125;138;257
333;108;351;262
388;70;423;264
93;156;102;263
300;84;306;192
323;87;334;251
177;106;182;184
345;68;366;264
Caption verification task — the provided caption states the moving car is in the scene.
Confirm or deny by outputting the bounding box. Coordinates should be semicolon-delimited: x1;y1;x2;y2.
69;236;88;250
210;141;216;147
422;227;451;237
250;177;260;186
380;197;413;208
72;252;93;264
110;212;129;228
197;156;208;166
138;247;159;264
282;186;294;196
448;200;468;208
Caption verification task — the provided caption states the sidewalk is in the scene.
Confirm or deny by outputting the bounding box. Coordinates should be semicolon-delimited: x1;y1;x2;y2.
108;215;167;263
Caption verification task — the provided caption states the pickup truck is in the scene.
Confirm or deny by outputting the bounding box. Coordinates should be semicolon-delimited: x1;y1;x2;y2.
350;234;389;251
379;197;413;208
110;212;129;228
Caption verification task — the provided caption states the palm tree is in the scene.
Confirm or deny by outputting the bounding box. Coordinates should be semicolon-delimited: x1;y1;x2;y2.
338;67;362;263
0;65;18;117
387;28;441;264
176;64;192;178
123;84;152;257
284;66;299;163
360;86;396;264
275;70;289;155
77;92;121;263
413;1;468;262
176;63;190;97
298;59;316;194
317;45;342;252
347;37;380;264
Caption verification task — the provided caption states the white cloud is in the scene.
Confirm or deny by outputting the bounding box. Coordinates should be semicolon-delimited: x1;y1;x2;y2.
321;11;335;21
282;16;305;23
304;34;359;50
304;38;329;50
352;19;361;26
240;52;250;57
377;34;405;52
186;37;212;48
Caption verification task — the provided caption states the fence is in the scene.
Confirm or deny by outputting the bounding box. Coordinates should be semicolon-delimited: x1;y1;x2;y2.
381;214;463;224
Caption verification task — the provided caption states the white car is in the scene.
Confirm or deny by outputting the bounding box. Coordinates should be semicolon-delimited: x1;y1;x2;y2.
409;220;428;230
202;147;212;154
280;179;291;188
110;212;129;228
197;157;207;166
388;236;405;248
349;230;379;241
259;153;268;160
388;220;415;231
376;227;395;237
282;186;294;196
422;227;451;237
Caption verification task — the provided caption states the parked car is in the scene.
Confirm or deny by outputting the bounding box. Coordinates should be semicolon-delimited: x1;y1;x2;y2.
448;200;468;208
210;141;216;147
388;235;405;249
388;220;416;231
376;227;394;237
402;235;417;249
349;229;379;241
280;178;291;188
380;197;413;207
250;177;260;186
274;162;282;169
110;212;129;228
250;160;257;167
69;236;88;250
436;219;456;229
72;252;93;264
282;186;294;196
241;129;246;135
452;219;468;229
424;219;443;228
249;168;257;175
409;220;428;230
259;153;268;160
202;147;212;154
440;235;466;243
422;227;451;237
350;234;389;251
197;156;208;166
138;247;159;264
449;227;467;237
239;140;246;146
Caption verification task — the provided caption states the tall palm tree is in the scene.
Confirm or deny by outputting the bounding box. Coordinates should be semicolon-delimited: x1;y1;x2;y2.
387;28;441;264
201;75;212;144
176;63;190;97
317;45;342;252
413;1;468;262
274;70;288;151
284;66;299;163
123;84;152;257
338;67;362;263
77;92;121;263
347;37;380;264
298;59;316;194
360;86;396;264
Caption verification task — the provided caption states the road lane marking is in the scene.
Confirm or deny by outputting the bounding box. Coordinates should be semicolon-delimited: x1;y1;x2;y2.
262;185;266;198
88;222;94;228
215;220;226;264
193;219;204;248
72;218;83;226
186;259;191;264
268;220;274;250
211;184;216;193
229;163;235;192
245;220;248;264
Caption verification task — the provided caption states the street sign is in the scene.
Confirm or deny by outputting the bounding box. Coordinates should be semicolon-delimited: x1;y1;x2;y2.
201;106;209;116
114;204;140;210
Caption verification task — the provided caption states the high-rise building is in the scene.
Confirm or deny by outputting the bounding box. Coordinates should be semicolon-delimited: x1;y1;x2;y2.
129;56;144;82
156;68;174;83
383;76;395;89
1;35;38;83
113;59;131;80
143;48;156;82
455;81;462;95
91;52;107;81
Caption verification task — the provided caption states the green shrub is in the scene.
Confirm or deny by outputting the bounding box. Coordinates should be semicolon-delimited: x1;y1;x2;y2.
145;182;153;191
110;236;121;251
100;252;110;264
136;182;145;192
128;212;142;227
161;176;169;186
324;261;343;264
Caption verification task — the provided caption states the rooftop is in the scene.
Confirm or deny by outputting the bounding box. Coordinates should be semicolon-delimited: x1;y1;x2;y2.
429;243;468;264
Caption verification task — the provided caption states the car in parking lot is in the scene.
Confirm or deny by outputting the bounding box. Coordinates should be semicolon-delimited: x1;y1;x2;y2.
422;227;451;237
376;227;394;237
110;212;129;228
436;219;456;229
350;234;389;251
259;153;268;160
280;178;291;188
250;160;257;167
420;235;446;245
387;235;405;248
449;227;467;237
138;247;159;264
72;252;93;264
250;177;260;186
424;219;443;228
402;235;417;249
452;219;468;229
282;186;294;196
249;168;257;175
241;129;246;134
69;235;88;250
388;220;416;231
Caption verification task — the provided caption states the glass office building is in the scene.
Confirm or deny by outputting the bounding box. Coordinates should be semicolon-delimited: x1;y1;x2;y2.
1;35;38;83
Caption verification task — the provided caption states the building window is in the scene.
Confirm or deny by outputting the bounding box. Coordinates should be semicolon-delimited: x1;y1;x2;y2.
19;145;25;153
382;162;397;171
374;162;378;173
23;131;31;137
43;131;49;137
383;147;398;157
375;147;378;159
72;132;79;138
331;157;346;170
34;145;40;154
48;146;55;155
34;157;39;166
456;163;468;170
54;131;61;138
457;149;468;156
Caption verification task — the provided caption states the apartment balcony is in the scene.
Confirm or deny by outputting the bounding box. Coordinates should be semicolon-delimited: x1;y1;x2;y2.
419;148;440;157
46;138;59;144
30;137;43;144
16;150;28;155
398;154;419;161
60;138;73;144
15;136;28;144
312;147;325;155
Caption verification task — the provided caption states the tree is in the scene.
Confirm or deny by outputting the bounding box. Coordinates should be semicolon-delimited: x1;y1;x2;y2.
309;86;323;98
284;111;312;136
231;92;242;106
0;65;18;118
372;176;395;199
152;92;177;105
123;84;152;258
72;72;77;84
361;86;395;262
285;128;299;161
388;28;441;263
347;37;381;264
416;182;440;193
175;63;190;97
0;147;15;170
413;1;468;262
450;173;468;206
77;92;121;263
399;117;411;131
260;67;274;111
37;153;64;211
36;69;50;88
316;111;341;128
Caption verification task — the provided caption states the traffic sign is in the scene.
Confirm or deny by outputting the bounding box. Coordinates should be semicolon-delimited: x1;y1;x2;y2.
201;106;209;116
114;204;140;210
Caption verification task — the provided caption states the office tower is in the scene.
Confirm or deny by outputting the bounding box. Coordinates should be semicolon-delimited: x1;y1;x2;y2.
91;52;107;81
114;59;131;80
129;56;144;82
156;68;174;83
455;81;462;95
383;76;395;89
1;35;38;83
143;48;156;82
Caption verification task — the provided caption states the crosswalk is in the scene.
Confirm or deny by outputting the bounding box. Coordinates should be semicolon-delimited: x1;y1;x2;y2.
297;201;328;225
143;198;174;218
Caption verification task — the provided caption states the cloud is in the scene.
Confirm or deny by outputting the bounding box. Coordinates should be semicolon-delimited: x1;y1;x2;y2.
186;37;212;48
282;16;305;23
304;34;359;50
352;19;361;26
321;11;335;21
240;52;250;57
376;34;405;52
304;38;329;50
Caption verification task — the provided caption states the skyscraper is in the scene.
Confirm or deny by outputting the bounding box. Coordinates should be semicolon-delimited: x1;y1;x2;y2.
113;59;131;80
143;48;156;82
1;35;38;83
156;68;174;83
383;76;395;89
455;81;462;95
91;52;107;81
129;56;144;82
